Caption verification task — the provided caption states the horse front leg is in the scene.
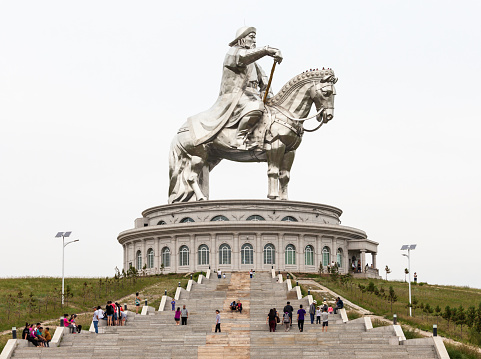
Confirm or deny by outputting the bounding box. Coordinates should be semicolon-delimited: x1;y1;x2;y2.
266;139;285;200
279;150;295;200
187;155;208;201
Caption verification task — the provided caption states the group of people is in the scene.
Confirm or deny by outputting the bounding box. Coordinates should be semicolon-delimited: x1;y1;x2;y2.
174;305;189;325
22;323;51;347
230;300;243;313
92;302;126;333
217;270;226;279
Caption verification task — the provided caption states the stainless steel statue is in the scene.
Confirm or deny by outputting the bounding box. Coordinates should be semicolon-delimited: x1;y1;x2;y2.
169;26;337;203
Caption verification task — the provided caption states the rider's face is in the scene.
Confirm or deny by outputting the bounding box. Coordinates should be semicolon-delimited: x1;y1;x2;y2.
244;33;256;49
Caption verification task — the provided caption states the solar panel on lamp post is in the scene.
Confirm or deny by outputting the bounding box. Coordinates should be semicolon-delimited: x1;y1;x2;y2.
55;232;79;305
401;244;417;317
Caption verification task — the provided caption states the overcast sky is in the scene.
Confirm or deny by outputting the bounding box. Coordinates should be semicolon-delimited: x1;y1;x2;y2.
1;1;480;288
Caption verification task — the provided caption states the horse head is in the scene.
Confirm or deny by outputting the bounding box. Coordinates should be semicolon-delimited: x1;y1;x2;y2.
309;69;337;124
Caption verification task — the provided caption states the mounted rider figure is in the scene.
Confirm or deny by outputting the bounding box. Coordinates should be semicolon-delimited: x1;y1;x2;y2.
187;26;283;150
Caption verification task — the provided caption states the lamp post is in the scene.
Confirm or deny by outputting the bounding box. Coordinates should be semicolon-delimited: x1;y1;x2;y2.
401;244;416;317
55;232;79;305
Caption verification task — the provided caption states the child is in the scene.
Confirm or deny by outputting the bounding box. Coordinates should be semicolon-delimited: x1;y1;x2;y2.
316;306;322;324
171;299;175;311
43;328;51;347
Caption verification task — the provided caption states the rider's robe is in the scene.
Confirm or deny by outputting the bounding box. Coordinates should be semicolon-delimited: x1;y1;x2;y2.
187;46;270;146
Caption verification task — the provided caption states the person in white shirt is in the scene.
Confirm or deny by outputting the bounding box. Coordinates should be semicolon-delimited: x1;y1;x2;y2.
316;306;322;324
215;310;221;332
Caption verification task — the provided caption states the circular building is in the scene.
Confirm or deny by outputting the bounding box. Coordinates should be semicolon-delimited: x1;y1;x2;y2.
118;199;379;276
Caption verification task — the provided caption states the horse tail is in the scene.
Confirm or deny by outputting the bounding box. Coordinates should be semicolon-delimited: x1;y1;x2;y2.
168;135;195;203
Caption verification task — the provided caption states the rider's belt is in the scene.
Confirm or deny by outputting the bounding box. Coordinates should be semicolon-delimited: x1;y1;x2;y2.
246;81;258;88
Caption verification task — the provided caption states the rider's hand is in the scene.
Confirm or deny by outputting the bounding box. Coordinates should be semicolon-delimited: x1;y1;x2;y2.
273;50;283;64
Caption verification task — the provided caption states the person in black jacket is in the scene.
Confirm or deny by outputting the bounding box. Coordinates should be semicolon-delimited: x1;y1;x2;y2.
283;301;294;327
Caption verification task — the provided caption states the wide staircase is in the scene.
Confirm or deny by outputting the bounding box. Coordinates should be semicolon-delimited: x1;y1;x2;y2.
11;272;439;358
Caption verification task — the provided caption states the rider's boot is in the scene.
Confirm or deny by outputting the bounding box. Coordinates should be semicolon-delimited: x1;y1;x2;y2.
235;111;263;149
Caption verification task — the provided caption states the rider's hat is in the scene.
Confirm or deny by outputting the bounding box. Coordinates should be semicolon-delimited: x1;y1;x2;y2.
229;26;256;47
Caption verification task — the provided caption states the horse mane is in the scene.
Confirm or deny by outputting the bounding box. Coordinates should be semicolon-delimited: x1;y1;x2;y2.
268;68;336;106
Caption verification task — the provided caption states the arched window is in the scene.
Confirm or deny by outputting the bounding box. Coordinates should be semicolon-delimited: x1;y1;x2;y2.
305;245;314;266
247;215;265;221
157;220;167;225
285;244;296;265
147;248;154;269
322;246;330;266
219;244;231;265
337;248;343;267
198;244;209;265
180;217;195;223
161;247;170;267
179;245;189;266
241;243;254;265
136;250;142;271
211;215;229;221
264;243;275;264
281;216;298;222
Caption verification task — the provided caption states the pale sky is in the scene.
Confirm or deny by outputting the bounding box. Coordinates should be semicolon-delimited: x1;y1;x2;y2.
1;1;480;288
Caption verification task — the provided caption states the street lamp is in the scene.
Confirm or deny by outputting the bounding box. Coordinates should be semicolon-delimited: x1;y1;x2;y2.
55;232;79;305
401;244;416;317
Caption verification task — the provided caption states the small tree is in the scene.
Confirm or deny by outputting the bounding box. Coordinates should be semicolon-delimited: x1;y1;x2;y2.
434;305;442;325
412;297;419;317
160;262;165;275
384;265;391;281
443;306;452;330
387;286;397;313
319;261;323;276
456;306;466;338
473;302;481;333
465;306;475;329
404;268;409;282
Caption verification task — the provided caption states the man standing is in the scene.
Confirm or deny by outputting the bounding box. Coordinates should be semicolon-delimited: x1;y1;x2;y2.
92;306;100;334
181;305;189;325
215;310;221;332
309;301;316;324
283;301;294;327
188;26;283;149
297;305;306;332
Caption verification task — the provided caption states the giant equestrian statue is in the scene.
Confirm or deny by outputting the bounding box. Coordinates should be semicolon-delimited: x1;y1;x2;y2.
169;26;337;203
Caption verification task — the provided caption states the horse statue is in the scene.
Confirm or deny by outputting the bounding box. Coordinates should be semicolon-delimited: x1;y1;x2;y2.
168;68;337;203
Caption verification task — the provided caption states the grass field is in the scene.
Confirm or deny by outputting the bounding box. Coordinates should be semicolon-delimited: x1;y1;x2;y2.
296;272;481;352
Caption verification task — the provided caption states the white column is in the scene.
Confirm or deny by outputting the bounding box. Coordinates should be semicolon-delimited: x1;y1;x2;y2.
299;235;305;272
256;232;262;271
123;244;126;271
210;234;216;271
172;237;178;273
232;232;238;270
280;234;285;271
142;240;147;272
360;249;366;271
190;235;195;272
372;252;377;269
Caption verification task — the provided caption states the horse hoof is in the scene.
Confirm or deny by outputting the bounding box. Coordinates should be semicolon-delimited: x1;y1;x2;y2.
198;197;207;201
267;195;279;200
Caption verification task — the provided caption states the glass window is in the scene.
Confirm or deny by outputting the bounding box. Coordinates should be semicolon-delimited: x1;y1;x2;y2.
211;215;229;221
147;248;154;269
198;244;209;265
322;246;330;266
179;245;189;266
285;244;296;265
281;216;298;222
337;248;343;267
161;247;170;267
305;245;314;266
247;215;265;221
241;243;254;265
180;217;195;223
136;250;142;271
264;243;275;264
219;244;231;265
157;220;167;225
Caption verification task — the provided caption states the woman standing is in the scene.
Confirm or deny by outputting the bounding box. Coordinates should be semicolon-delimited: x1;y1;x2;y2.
135;293;141;314
174;307;181;325
266;309;277;332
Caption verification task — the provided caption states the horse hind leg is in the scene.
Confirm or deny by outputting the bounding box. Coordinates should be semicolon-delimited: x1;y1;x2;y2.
266;139;285;200
279;150;295;200
187;155;208;201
